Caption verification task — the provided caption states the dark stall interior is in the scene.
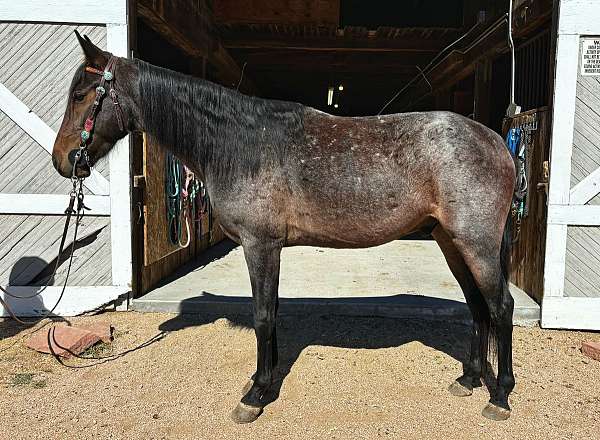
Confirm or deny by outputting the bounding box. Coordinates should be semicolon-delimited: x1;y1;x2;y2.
130;0;555;296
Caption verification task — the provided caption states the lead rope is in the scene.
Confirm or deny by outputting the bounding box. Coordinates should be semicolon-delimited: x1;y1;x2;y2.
506;114;537;242
165;152;196;248
0;166;87;325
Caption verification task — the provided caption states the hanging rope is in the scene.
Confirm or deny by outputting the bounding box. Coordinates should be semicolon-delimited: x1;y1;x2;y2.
506;114;538;242
164;152;212;248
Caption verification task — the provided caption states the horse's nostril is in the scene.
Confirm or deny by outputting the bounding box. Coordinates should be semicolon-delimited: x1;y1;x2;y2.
67;149;80;166
52;155;59;170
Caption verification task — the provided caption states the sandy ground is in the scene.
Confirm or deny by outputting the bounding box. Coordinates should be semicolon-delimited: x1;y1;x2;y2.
0;311;598;440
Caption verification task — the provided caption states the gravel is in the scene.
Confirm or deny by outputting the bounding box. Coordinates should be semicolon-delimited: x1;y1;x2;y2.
0;311;598;440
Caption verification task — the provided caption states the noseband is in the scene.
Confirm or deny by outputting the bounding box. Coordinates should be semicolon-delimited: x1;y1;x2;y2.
73;55;125;177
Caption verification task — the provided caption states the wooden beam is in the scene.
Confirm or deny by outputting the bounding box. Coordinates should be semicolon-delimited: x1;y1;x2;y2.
570;167;600;205
0;194;110;216
473;58;492;125
232;49;435;74
107;22;134;289
137;0;258;94
393;1;553;111
548;205;600;226
0;0;127;24
214;0;340;26
0;286;130;317
222;35;456;53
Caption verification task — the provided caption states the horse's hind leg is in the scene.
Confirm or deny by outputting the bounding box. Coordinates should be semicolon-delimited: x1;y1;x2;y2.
441;221;515;421
432;225;487;397
231;239;282;424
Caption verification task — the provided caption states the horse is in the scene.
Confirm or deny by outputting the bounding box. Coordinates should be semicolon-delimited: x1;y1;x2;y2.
52;32;516;423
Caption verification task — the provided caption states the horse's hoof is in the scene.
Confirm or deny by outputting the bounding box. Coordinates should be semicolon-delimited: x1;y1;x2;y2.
230;402;263;424
241;379;254;396
448;380;473;397
482;402;511;421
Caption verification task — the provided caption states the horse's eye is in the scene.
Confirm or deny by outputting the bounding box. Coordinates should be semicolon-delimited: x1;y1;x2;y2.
73;91;86;102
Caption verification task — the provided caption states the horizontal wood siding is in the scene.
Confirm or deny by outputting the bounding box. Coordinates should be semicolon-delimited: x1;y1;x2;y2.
564;227;600;297
0;23;109;195
0;24;113;288
0;215;112;286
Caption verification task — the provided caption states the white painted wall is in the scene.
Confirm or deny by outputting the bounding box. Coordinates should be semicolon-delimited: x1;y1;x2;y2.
542;0;600;330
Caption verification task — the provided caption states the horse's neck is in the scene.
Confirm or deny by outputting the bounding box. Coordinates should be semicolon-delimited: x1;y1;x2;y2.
136;61;230;178
135;59;304;190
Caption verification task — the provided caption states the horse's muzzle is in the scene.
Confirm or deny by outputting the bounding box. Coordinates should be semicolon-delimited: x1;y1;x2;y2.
67;148;91;178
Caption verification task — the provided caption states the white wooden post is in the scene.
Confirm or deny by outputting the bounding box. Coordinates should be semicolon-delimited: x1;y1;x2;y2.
106;22;133;289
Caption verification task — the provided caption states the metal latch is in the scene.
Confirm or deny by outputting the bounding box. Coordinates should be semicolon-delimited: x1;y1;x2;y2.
133;175;146;189
536;161;549;198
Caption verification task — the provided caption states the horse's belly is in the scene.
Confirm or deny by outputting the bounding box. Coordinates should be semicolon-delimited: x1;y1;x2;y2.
285;205;428;248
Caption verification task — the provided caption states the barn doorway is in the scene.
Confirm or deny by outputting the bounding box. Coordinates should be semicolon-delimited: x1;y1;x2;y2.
130;1;546;324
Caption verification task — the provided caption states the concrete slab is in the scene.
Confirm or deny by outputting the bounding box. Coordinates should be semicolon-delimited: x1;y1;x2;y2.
133;240;540;326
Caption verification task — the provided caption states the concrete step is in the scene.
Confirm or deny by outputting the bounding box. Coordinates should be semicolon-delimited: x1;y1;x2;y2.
132;240;540;327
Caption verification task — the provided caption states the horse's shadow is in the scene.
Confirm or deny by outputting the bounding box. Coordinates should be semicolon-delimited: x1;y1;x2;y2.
159;296;486;407
1;230;103;340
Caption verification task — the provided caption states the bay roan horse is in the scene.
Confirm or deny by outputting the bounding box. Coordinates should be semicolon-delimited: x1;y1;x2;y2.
53;33;516;423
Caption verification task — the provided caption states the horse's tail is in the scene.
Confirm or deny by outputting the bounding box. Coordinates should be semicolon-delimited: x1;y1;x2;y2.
500;211;512;284
480;211;513;376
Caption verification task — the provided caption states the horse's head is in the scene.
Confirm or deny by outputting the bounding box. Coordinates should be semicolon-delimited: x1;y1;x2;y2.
52;31;137;178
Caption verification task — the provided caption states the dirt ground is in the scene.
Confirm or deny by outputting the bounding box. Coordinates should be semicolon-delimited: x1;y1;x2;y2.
0;311;598;440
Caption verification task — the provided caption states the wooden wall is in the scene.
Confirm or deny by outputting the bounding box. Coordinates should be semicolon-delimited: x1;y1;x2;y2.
0;23;112;286
563;41;600;299
504;108;550;302
136;134;224;295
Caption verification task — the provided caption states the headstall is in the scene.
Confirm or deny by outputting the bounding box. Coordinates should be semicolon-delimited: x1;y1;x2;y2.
73;55;125;177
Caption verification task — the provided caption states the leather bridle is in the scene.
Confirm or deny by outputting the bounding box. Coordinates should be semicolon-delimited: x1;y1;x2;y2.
73;55;125;174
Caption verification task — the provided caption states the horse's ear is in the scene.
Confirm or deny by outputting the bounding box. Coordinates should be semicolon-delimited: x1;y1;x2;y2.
74;30;107;67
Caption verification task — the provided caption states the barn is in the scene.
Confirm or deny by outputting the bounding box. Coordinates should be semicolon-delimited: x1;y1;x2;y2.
0;0;598;331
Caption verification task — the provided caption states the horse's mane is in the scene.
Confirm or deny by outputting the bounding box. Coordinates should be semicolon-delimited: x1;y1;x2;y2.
135;59;305;180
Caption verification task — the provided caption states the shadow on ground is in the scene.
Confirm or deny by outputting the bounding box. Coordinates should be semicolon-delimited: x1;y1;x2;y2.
158;300;494;410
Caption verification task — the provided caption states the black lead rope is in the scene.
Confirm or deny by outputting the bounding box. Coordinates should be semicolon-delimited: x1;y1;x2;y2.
0;178;87;325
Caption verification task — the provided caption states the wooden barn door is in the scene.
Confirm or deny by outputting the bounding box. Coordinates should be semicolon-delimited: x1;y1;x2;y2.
504;108;550;304
542;1;600;330
0;1;132;316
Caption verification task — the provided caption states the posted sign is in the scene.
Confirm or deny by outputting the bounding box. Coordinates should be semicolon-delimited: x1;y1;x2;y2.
581;38;600;76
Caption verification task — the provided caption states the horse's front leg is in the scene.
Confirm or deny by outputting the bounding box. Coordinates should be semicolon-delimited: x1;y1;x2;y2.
231;239;282;424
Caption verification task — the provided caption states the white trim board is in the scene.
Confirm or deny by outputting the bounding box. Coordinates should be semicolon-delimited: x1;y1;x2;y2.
548;33;579;206
0;82;110;196
106;23;132;288
542;297;600;330
0;194;110;216
547;205;600;225
0;0;127;25
0;285;129;317
570;166;600;205
543;224;568;298
558;0;600;35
